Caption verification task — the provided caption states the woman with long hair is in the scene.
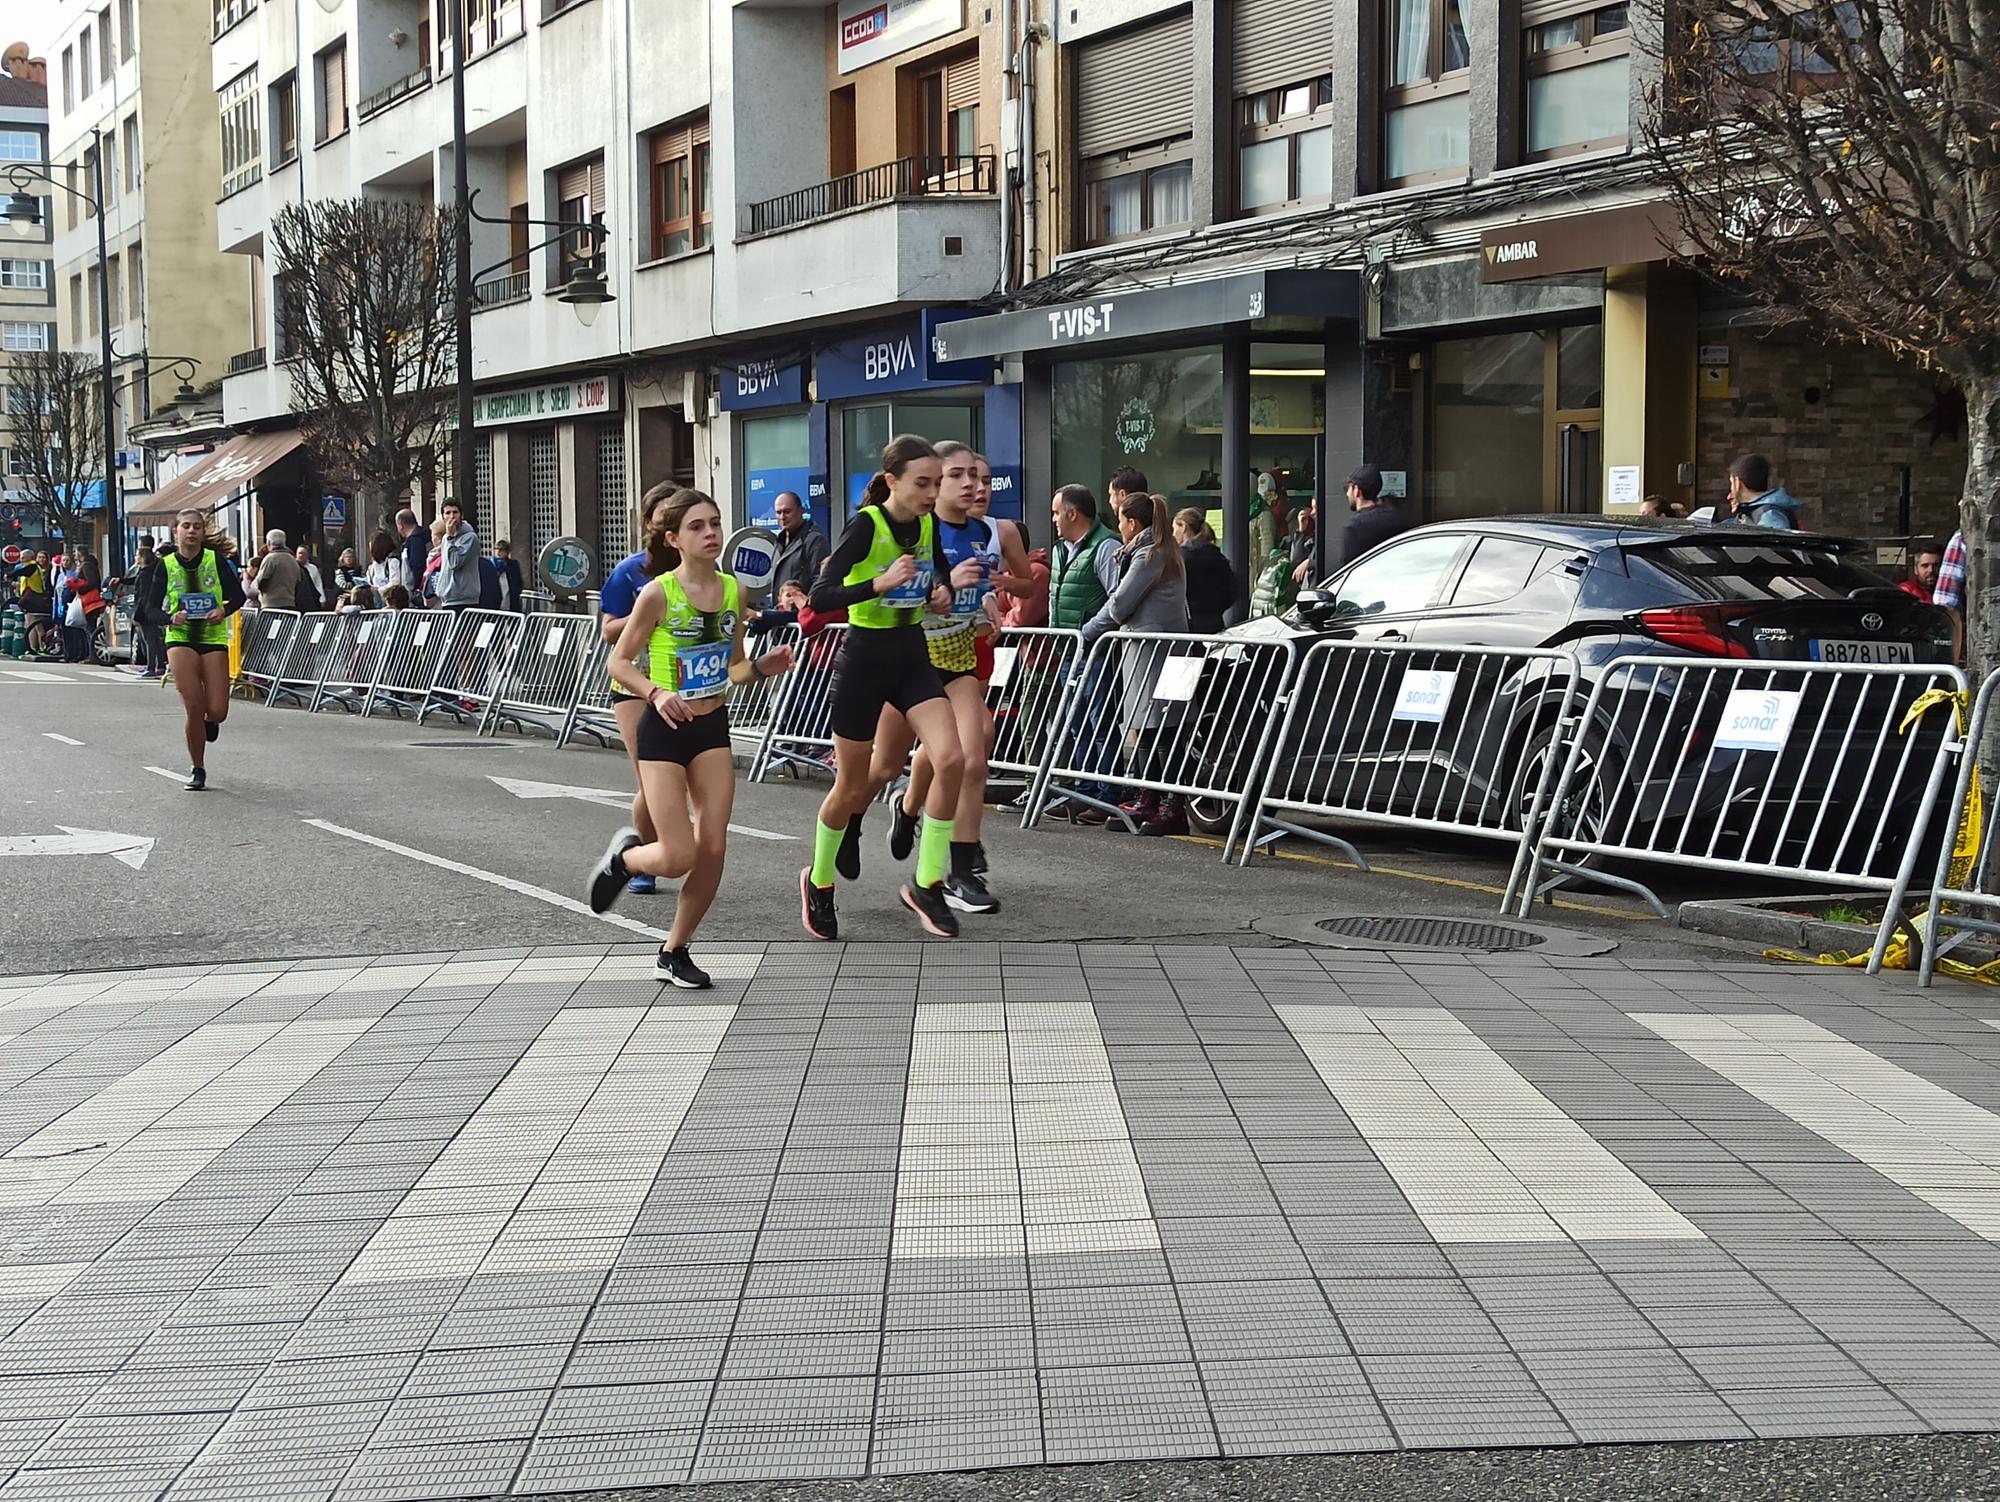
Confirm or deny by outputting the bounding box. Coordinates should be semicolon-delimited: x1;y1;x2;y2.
586;490;794;987
1082;491;1190;835
598;482;678;897
365;530;407;595
860;443;1031;914
1175;507;1236;634
800;434;980;940
139;509;245;791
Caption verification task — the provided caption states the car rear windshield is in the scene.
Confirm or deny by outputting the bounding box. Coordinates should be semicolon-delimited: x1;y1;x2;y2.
1626;540;1894;603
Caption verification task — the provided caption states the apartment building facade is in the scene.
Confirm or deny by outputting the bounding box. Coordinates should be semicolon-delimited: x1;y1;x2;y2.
940;0;1963;553
205;0;1013;574
43;0;249;543
1;47;56;544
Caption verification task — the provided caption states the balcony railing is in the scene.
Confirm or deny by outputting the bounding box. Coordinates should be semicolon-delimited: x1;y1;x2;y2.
228;347;267;376
357;65;433;122
472;271;531;311
742;153;996;237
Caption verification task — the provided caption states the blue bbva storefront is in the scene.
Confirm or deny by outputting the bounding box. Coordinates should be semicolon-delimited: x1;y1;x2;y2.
720;308;1024;539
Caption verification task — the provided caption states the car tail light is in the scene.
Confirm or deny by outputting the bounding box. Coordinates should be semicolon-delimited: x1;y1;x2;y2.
1635;604;1765;658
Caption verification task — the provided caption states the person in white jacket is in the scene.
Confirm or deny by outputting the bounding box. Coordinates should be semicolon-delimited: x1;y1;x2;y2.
365;529;410;595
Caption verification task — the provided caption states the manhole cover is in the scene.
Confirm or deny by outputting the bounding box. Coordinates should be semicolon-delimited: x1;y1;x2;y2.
1313;916;1547;952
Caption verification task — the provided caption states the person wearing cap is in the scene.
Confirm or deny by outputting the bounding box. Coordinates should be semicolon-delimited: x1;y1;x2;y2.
1334;464;1412;570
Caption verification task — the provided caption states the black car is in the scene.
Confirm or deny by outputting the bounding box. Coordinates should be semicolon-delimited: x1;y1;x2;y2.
1211;517;1958;876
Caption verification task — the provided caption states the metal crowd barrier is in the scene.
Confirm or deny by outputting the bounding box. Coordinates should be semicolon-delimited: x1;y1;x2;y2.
268;613;342;708
1022;629;1300;860
749;623;848;782
1240;641;1586;899
731;623;804;755
1915;669;2000;986
310;611;393;714
417;609;526;727
362;610;453;719
236;609;301;698
480;611;611;745
1516;656;1967;922
986;627;1083;784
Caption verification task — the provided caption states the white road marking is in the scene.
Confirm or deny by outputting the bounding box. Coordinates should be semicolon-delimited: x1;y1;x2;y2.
0;826;154;870
342;1004;734;1281
2;670;141;685
303;817;672;940
894;1002;1160;1259
1277;1004;1706;1243
1642;1011;2000;1240
488;773;794;842
41;733;84;746
143;765;189;784
3;669;77;683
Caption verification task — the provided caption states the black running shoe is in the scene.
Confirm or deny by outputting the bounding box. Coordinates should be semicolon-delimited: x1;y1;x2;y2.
185;766;206;792
888;802;919;862
900;880;960;938
943;870;999;915
801;868;839;941
204;721;220;744
836;814;864;882
588;826;641;914
655;946;712;990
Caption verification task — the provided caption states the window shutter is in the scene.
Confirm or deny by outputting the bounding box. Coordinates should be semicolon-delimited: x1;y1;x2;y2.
1074;10;1193;158
1231;0;1333;96
588;155;606;217
944;52;979;111
558;160;589;205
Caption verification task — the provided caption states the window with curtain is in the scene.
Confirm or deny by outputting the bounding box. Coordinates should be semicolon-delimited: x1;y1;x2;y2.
555;155;605;283
219;66;261;196
97;12;112;82
316;42;348;142
1523;1;1631;159
1383;0;1472;185
1237;75;1334;214
272;74;298;166
79;30;93;97
1083;142;1193;244
648;115;711;260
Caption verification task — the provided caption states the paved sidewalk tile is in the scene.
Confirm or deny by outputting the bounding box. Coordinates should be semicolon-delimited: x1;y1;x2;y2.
2;944;2000;1496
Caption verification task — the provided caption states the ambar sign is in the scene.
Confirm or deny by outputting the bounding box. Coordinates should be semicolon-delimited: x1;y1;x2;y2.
1478;203;1683;283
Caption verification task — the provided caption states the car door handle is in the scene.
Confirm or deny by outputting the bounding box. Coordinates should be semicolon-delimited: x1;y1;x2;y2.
1376;629;1408;642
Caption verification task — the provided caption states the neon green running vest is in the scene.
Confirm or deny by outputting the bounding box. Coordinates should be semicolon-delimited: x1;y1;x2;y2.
844;505;934;630
164;548;229;647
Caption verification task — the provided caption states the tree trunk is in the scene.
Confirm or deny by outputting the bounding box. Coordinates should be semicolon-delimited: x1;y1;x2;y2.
1963;371;2000;694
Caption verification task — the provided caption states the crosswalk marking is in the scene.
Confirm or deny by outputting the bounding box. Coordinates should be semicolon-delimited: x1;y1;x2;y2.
1276;1005;1706;1243
0;1016;371;1208
894;1002;1158;1259
342;1003;734;1282
1640;1011;2000;1239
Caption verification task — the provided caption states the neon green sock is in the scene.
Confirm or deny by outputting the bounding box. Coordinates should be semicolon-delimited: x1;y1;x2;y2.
916;814;951;888
811;819;843;888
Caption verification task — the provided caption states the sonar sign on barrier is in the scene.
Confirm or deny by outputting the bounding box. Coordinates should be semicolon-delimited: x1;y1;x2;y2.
538;536;593;599
725;527;781;602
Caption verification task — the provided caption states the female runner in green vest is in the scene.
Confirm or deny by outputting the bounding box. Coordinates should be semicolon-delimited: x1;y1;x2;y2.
140;508;246;791
802;434;982;940
859;444;1031;913
586;489;795;988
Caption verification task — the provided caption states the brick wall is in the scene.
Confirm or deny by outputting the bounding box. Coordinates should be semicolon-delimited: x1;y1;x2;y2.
1694;326;1967;544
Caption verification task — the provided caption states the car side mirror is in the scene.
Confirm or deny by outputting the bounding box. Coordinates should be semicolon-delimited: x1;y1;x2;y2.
1295;588;1337;623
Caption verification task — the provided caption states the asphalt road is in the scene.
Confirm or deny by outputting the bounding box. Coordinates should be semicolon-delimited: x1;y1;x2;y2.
0;662;1740;975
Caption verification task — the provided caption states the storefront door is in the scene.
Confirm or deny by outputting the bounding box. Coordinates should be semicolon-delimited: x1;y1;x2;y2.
1425;321;1602;519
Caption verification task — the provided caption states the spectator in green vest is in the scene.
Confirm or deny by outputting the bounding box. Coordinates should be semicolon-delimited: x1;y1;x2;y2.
1047;483;1124;819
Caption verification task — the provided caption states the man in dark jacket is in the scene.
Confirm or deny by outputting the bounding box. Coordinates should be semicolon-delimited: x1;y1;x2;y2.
770;493;830;596
1334;465;1412;570
493;540;527;611
396;508;428;592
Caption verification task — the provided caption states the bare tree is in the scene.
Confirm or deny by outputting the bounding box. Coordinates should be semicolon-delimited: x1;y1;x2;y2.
1646;0;2000;676
9;349;104;551
271;197;460;531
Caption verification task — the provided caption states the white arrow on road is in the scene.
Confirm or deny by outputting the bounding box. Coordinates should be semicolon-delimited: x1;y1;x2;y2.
488;775;794;841
0;827;154;870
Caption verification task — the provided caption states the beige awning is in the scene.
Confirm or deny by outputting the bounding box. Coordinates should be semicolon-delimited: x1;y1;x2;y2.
127;430;306;521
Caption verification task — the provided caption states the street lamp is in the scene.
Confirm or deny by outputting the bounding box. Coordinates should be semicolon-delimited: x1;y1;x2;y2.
3;138;124;576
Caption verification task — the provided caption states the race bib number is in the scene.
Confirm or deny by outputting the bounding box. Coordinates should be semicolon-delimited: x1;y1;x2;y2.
676;638;731;700
951;576;991;618
882;559;934;609
180;592;217;620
